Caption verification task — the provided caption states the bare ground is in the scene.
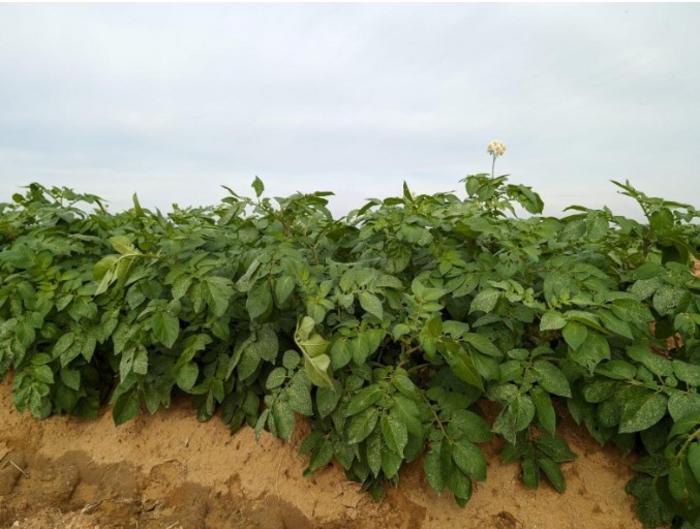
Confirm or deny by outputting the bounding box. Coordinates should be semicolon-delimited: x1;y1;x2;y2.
0;380;642;529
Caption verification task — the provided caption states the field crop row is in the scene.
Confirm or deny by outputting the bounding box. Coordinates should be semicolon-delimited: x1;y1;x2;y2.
1;174;700;527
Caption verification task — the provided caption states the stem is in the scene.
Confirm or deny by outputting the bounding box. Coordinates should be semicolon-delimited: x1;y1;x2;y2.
403;345;420;357
676;426;700;463
491;155;496;179
397;345;421;369
406;363;429;374
421;391;452;443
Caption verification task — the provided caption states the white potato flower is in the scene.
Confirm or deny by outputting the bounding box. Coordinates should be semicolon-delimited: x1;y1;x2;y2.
487;140;507;157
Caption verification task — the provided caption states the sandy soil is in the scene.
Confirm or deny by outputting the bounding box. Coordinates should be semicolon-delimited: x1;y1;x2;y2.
0;380;643;529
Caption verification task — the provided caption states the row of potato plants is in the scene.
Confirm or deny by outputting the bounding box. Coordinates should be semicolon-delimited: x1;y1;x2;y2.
1;174;700;527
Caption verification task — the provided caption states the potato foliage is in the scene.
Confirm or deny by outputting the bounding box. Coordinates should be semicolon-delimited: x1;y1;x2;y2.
1;175;700;527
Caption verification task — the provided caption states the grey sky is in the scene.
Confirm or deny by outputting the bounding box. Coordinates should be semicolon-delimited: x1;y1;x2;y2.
0;4;698;218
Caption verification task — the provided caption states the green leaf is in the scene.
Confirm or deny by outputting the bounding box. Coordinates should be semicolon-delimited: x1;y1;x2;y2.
367;431;382;477
236;258;261;292
205;276;233;317
304;355;333;389
470;289;500;314
449;410;492;443
382;450;402;479
93;258;118;294
110;235;138;255
178;334;211;365
627;345;673;377
668;464;689;503
252;176;265;197
176;362;199;391
381;413;408;457
275;276;295;305
238;345;261;381
447;469;472;502
316;384;341;418
442;344;483;391
307;438;334;473
254;409;269;440
283;350;301;370
392;373;420;399
358;291;383;320
287;375;313;416
538;457;566;493
266;367;287;390
582;380;617;403
133;347;148;375
598;310;634;340
345;385;382;417
687;443;700;486
667;391;700;421
424;441;445;493
452;439;487;481
151;312;180;349
59;340;83;368
492;396;535;445
249;324;279;362
330;338;352;369
508;184;544;214
630;278;662;301
653;285;685;316
392;396;422;436
30;354;52;366
346;407;379;444
392;323;411;340
402;181;413;202
247;282;272;320
464;333;502;358
295;317;329;357
570;331;610;372
93;254;117;280
294;318;333;388
540;311;567;331
52;332;75;359
15;320;36;349
619;392;668;433
272;400;295;441
673;360;700;386
562;321;588;350
531;387;556;435
521;457;539;489
32;365;54;384
625;476;673;528
113;391;140;425
595;360;636;381
535;433;577;463
59;368;80;391
532;359;571;398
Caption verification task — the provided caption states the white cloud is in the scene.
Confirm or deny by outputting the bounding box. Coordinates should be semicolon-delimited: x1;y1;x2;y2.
0;4;698;218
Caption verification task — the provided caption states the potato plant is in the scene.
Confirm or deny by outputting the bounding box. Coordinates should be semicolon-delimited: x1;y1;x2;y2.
1;174;700;527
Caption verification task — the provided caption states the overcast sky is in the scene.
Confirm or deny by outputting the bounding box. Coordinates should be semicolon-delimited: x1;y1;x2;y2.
0;4;698;218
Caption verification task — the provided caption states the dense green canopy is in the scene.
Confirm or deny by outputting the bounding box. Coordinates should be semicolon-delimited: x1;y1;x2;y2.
1;174;700;527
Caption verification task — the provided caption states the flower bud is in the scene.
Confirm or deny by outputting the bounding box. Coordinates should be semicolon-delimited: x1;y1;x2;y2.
487;140;507;157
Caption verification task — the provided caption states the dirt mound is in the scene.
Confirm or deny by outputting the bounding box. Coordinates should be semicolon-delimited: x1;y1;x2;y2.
0;380;641;529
